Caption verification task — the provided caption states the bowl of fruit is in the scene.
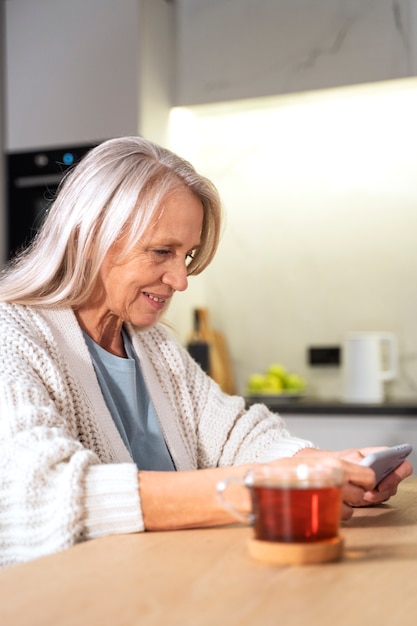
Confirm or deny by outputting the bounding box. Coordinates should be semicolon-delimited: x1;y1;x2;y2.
246;363;306;401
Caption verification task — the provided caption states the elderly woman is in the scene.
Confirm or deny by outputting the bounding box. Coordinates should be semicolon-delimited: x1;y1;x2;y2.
0;137;411;566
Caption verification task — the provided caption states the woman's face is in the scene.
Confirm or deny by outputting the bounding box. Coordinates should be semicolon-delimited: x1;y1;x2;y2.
85;186;204;334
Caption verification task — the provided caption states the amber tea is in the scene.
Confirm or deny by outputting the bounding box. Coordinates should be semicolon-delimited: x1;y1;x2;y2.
217;459;344;544
251;483;342;543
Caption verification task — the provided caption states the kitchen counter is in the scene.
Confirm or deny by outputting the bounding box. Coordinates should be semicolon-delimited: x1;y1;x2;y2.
245;396;417;415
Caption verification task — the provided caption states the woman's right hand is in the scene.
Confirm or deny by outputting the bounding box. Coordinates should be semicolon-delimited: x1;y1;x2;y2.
337;459;376;519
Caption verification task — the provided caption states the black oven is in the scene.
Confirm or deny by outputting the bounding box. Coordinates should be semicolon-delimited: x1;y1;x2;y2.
6;144;96;258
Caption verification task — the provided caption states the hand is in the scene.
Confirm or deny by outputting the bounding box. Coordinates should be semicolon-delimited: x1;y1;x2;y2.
295;446;413;518
331;447;413;505
337;457;379;519
284;449;375;520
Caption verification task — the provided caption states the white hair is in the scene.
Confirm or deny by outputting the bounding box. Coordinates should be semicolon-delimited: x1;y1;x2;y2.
0;136;222;306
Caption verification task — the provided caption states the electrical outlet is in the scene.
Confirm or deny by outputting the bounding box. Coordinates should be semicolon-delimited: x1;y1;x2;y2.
308;346;341;367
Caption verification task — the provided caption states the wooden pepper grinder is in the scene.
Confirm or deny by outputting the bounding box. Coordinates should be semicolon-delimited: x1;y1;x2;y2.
187;308;235;395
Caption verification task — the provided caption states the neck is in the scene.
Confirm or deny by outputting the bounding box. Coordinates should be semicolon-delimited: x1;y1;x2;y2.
74;306;127;357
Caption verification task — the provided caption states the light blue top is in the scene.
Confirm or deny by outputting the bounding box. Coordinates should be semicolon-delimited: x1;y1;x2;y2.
83;329;175;471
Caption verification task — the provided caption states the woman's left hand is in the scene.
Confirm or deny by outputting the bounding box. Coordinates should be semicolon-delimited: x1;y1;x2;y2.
296;445;413;507
329;446;413;505
338;447;413;506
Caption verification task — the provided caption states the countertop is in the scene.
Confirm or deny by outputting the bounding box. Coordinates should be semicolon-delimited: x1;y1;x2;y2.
1;478;417;626
245;395;417;415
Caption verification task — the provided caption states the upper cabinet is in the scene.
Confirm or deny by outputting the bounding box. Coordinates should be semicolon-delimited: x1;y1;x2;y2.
175;0;415;106
4;0;175;151
6;0;417;148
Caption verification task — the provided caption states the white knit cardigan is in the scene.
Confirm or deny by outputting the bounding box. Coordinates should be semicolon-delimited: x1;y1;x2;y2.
0;303;314;566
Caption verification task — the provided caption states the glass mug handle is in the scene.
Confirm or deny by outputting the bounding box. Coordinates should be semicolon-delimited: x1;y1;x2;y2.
216;476;254;524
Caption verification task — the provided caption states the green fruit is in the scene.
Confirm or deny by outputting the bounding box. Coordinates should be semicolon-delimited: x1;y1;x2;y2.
246;374;266;393
267;363;287;379
285;373;306;392
262;373;283;393
247;364;306;395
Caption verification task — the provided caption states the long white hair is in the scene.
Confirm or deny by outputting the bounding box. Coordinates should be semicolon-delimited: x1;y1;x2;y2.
0;136;222;306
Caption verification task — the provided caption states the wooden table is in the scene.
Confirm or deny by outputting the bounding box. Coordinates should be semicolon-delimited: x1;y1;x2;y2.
2;478;417;626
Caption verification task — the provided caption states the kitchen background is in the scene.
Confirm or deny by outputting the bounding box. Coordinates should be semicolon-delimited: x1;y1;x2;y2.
166;80;417;400
1;0;417;405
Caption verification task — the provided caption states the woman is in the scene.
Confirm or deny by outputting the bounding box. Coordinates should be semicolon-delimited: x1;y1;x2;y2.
0;136;411;566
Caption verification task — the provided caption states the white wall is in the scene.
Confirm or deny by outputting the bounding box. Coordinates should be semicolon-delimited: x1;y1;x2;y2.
166;78;417;401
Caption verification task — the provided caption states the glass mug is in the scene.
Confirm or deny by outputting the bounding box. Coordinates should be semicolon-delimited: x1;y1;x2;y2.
217;459;345;544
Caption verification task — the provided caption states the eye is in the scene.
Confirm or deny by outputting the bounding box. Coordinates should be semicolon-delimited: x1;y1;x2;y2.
153;249;171;258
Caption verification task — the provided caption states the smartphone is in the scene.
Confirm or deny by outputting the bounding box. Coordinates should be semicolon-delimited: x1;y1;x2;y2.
359;443;412;486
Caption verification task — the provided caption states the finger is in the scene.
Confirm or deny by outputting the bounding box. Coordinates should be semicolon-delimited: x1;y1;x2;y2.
340;460;376;491
338;446;391;465
342;481;369;508
362;460;413;505
340;501;354;521
364;461;413;504
357;445;388;458
362;488;392;506
378;460;413;489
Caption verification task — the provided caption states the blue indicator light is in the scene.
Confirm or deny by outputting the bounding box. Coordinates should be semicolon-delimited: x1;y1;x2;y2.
63;152;74;165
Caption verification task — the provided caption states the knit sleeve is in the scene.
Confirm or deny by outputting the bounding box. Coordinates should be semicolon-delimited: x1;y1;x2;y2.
191;383;317;467
0;430;143;567
0;304;143;567
134;324;317;470
82;463;143;539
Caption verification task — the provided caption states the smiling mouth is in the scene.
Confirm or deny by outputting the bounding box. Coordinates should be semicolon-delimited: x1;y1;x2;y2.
144;292;167;303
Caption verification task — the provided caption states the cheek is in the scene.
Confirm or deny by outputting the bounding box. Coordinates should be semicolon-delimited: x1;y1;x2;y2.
103;257;155;303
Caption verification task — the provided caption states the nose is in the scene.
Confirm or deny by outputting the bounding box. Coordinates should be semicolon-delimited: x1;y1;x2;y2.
162;260;189;292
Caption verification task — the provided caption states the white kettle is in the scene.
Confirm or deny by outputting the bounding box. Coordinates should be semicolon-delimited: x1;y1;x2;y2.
343;332;398;403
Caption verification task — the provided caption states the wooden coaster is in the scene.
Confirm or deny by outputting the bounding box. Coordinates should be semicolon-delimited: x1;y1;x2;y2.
248;535;344;565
